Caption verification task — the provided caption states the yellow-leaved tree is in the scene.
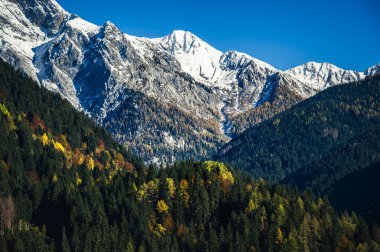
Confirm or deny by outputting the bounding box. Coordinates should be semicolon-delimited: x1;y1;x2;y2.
156;224;166;234
166;178;176;198
86;156;95;171
204;161;235;184
52;174;58;183
0;103;10;117
41;133;49;146
246;199;256;213
276;227;283;244
179;179;190;208
76;173;82;186
52;140;65;153
157;200;169;213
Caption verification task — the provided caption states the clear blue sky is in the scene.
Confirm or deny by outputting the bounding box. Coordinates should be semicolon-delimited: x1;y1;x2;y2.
57;0;379;71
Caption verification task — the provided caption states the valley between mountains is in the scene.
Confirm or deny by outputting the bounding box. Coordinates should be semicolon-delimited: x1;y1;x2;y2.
1;0;378;164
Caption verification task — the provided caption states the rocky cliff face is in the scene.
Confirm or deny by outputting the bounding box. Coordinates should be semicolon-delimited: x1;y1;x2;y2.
0;0;378;163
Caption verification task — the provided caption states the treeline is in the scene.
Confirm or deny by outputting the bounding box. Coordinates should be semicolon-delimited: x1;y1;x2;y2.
228;78;303;137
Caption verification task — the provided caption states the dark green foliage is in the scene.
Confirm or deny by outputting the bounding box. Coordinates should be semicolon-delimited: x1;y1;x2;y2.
329;161;380;224
283;126;380;193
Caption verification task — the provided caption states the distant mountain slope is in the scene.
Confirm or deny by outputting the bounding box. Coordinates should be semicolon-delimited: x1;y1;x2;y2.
282;125;380;193
225;72;308;137
2;59;379;251
0;0;378;163
218;75;380;186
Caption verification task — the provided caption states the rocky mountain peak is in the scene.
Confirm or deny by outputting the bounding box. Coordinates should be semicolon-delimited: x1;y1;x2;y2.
365;63;380;76
285;61;365;89
158;30;215;55
65;16;100;35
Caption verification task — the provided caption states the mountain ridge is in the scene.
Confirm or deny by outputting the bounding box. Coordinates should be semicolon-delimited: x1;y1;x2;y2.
0;0;379;163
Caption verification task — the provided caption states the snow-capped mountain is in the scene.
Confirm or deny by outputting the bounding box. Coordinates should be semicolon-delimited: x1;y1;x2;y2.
153;30;226;87
365;64;380;76
0;0;378;163
285;62;365;90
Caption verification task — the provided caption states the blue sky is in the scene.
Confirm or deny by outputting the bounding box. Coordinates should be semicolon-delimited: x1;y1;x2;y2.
58;0;379;71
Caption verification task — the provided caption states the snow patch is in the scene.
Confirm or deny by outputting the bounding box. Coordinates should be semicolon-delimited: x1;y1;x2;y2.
67;17;100;34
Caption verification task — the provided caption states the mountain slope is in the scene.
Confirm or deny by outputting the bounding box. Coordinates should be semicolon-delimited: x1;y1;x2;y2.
225;72;313;137
328;161;380;223
0;58;142;167
2;59;379;251
282;126;380;193
0;0;66;79
0;0;378;163
218;75;380;189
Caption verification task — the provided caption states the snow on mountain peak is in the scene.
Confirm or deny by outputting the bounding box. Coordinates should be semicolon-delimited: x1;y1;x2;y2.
221;50;277;72
150;30;224;85
285;61;365;90
292;61;342;73
149;31;280;90
157;30;219;54
365;63;380;76
66;17;100;34
101;21;120;33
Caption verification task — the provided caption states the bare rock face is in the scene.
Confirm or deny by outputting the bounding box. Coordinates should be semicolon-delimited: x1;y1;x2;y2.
0;0;378;163
15;0;67;35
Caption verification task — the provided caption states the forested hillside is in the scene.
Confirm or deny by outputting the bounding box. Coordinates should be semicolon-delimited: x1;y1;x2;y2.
226;74;304;137
218;75;380;221
1;60;380;251
218;75;380;182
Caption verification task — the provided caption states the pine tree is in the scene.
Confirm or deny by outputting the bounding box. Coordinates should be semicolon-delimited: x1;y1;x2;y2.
126;240;134;252
61;227;71;252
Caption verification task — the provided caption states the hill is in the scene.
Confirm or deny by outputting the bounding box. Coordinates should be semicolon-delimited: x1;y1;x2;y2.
218;76;380;212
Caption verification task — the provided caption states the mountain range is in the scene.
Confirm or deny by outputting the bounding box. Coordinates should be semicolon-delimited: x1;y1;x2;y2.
0;0;379;163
